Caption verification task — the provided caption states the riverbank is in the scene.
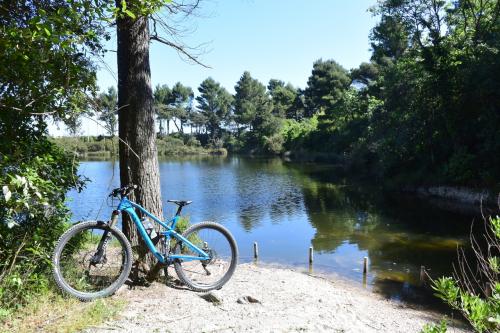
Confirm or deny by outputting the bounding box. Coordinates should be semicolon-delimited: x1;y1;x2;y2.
85;263;470;333
50;136;226;157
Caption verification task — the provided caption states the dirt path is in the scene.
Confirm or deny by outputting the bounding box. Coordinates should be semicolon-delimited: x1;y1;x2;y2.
85;263;470;333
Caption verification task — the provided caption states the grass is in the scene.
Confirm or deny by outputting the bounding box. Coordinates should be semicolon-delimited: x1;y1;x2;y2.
0;290;126;333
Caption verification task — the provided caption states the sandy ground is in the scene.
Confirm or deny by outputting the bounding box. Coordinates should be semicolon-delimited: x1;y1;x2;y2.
85;263;471;333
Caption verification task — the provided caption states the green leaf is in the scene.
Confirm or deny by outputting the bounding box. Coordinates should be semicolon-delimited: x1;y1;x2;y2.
124;9;136;19
43;27;51;37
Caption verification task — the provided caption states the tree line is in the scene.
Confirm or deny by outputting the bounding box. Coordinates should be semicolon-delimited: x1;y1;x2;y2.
96;0;500;188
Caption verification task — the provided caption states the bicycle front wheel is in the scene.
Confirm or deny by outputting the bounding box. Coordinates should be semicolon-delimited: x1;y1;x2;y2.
173;221;238;292
52;221;132;301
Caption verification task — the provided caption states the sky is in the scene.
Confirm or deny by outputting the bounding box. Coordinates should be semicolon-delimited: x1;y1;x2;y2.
51;0;378;136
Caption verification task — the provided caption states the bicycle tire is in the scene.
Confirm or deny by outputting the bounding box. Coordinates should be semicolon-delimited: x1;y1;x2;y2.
173;221;238;292
52;221;133;301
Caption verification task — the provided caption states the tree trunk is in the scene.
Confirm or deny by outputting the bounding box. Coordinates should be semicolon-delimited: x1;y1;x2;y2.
173;118;180;132
116;8;164;282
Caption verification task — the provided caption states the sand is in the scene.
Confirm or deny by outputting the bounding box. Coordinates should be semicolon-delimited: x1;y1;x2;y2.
84;263;471;333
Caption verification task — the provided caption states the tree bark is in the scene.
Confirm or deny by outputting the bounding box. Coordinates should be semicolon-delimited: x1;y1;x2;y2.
116;7;164;282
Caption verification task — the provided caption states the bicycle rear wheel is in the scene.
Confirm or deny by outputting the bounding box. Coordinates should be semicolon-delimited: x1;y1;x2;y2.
173;221;238;292
52;221;132;301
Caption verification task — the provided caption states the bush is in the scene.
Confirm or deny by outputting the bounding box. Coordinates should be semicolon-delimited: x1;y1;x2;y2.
51;136;118;156
87;142;104;152
262;133;284;154
425;215;500;333
186;136;201;147
0;138;84;311
281;116;318;151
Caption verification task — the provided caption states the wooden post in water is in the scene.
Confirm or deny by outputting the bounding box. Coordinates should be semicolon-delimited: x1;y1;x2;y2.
309;246;314;264
253;242;258;260
420;265;427;285
363;257;368;274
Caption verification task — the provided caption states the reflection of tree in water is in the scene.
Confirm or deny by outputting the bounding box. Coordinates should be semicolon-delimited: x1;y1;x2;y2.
238;205;264;232
295;166;472;303
233;158;304;231
228;157;472;303
299;179;381;253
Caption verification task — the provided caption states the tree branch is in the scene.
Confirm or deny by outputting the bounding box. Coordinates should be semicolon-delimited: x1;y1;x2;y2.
150;34;211;68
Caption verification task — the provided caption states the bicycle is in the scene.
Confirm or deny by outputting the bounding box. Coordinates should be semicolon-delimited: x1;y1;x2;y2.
52;184;238;301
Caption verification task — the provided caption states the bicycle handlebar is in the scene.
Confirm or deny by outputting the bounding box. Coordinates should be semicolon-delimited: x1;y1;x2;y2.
109;184;138;198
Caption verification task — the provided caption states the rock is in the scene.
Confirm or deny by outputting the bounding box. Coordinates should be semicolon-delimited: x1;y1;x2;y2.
246;296;261;304
199;292;222;306
237;296;261;304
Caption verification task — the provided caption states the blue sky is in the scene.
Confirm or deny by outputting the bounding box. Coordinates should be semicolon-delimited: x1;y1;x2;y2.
53;0;378;135
100;0;377;92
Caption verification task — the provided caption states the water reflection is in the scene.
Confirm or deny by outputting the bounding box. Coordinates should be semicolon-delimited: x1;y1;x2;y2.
68;156;475;308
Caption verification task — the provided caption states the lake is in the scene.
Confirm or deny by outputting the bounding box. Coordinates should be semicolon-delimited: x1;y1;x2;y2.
67;156;475;307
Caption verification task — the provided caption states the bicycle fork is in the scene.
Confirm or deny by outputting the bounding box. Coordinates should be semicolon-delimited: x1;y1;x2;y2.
90;210;120;265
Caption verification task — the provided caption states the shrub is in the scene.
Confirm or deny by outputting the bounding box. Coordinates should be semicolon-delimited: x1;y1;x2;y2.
281;116;318;151
262;133;284;155
424;215;500;333
0;138;84;311
87;142;104;152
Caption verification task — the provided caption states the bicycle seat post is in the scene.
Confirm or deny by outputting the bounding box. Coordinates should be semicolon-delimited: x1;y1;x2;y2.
167;200;192;217
175;205;183;217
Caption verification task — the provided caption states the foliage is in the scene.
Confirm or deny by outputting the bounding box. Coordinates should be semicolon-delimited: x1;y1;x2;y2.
0;139;84;309
0;0;101;310
0;0;105;115
154;82;195;135
196;77;233;140
154;84;173;136
421;320;448;333
51;136;118;156
233;71;283;153
50;135;226;157
428;216;500;332
362;0;500;187
304;59;351;117
97;87;118;136
268;79;303;120
156;135;216;155
169;82;195;134
281;117;318;151
276;0;500;187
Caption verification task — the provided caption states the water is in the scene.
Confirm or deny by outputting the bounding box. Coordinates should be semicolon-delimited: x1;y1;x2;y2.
67;156;476;306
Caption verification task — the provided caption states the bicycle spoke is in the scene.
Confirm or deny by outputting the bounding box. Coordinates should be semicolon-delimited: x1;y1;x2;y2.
58;226;126;293
174;222;237;291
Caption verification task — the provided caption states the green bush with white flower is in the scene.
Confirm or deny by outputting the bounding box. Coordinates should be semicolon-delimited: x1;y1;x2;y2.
0;138;85;312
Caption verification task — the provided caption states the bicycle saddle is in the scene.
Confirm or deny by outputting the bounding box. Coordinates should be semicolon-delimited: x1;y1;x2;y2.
167;199;192;206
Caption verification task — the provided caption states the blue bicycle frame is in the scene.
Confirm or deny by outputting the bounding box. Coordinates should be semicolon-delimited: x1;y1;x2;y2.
114;197;210;264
